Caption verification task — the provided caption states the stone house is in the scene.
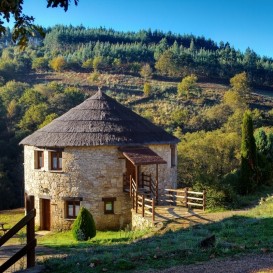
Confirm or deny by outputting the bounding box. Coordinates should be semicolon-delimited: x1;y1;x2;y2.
20;90;179;231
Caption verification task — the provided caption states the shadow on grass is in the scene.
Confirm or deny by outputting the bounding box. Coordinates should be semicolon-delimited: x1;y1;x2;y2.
41;214;273;273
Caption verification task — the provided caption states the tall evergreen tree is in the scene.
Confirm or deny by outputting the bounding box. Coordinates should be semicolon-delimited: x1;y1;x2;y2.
240;111;258;194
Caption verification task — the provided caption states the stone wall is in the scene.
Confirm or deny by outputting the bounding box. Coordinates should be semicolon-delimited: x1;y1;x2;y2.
24;145;131;231
24;143;177;231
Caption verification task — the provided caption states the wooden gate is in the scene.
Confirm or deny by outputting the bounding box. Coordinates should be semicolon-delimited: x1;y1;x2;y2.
0;195;36;272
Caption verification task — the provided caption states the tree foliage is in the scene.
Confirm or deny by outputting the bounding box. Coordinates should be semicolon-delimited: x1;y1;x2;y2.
177;74;201;99
0;0;79;47
240;111;258;194
72;207;96;241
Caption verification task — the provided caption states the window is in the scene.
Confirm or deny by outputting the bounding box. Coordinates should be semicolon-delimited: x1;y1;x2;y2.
66;201;80;219
170;144;176;167
34;150;44;169
51;151;62;170
37;151;44;169
102;197;116;214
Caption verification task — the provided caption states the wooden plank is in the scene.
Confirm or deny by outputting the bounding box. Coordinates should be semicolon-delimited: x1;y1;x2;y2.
187;191;204;195
187;202;204;207
144;204;153;209
0;209;35;247
0;239;36;272
165;189;186;193
175;195;187;199
145;210;152;215
187;196;203;201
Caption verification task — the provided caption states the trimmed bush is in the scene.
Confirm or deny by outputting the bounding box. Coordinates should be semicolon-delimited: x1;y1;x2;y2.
72;207;96;241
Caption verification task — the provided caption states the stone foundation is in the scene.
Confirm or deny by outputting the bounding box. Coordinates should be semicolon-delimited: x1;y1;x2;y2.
131;210;154;230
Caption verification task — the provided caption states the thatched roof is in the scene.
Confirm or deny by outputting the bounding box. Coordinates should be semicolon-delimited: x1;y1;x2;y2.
20;90;179;148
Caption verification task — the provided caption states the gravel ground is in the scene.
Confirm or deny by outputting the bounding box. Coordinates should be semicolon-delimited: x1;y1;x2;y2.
155;253;273;273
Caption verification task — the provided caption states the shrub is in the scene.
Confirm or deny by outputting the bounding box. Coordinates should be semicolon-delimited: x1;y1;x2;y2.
72;207;96;241
143;82;152;97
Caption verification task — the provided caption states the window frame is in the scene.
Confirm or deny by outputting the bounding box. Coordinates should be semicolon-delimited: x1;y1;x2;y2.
170;144;176;167
37;151;44;169
102;197;116;214
51;151;62;171
66;200;81;219
34;150;44;170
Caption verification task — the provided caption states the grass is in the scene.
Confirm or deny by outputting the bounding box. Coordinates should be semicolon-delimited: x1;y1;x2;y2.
38;229;151;250
40;196;273;273
2;191;273;272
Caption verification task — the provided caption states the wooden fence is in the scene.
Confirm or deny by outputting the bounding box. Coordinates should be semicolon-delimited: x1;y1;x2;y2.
133;193;155;221
0;195;36;272
163;188;206;210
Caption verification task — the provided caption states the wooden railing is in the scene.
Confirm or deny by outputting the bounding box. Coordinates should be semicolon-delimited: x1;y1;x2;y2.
133;193;155;222
141;173;151;190
0;195;36;272
163;188;206;210
150;178;158;203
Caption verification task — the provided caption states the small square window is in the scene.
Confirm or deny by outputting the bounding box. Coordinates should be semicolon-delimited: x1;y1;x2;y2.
66;201;80;219
34;150;44;169
50;151;62;170
102;197;116;214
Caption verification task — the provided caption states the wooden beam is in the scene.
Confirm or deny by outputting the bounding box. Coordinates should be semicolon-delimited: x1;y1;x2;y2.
26;195;36;268
156;164;159;204
135;165;139;193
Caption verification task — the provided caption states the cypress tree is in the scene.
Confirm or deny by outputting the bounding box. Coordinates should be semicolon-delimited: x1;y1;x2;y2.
72;207;96;241
240;111;258;194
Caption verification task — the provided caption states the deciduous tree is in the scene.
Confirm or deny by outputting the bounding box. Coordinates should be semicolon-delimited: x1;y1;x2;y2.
0;0;79;47
177;74;201;99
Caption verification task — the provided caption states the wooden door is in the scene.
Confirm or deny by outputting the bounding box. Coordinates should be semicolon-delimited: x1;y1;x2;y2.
41;199;51;230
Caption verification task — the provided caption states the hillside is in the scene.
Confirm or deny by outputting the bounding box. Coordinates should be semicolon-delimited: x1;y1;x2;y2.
0;26;273;210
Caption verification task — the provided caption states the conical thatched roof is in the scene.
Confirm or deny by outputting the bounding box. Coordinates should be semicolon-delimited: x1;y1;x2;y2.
20;90;179;148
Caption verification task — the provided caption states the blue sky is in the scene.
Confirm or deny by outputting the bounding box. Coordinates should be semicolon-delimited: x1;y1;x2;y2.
9;0;273;58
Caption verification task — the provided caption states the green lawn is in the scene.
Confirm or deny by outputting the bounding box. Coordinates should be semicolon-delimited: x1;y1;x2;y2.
2;195;273;272
40;196;273;273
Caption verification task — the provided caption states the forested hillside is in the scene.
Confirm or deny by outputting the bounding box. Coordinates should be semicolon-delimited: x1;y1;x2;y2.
0;26;273;210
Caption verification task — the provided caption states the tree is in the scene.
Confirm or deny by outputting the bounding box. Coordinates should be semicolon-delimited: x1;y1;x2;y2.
240;111;258;194
0;0;79;47
72;207;96;241
18;103;49;131
177;74;201;99
32;57;49;72
143;82;152;97
50;56;67;72
155;50;178;76
140;64;152;80
230;72;251;103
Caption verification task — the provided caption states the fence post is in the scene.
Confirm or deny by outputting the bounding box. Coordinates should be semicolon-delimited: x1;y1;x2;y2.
132;190;135;209
185;187;188;208
26;195;35;268
152;198;155;222
129;175;132;197
142;195;145;217
135;192;138;213
203;190;206;211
